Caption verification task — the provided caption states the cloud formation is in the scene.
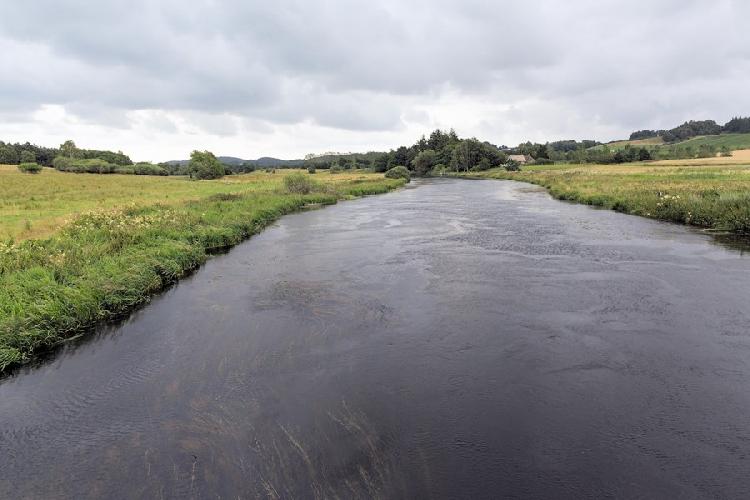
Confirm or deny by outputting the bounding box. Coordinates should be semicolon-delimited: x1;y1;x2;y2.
0;0;748;160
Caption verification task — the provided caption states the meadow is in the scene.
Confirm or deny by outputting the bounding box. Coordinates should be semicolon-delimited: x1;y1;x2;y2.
596;132;750;153
456;161;750;234
0;167;404;371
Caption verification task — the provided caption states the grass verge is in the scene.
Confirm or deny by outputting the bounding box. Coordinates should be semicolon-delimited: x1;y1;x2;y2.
0;169;404;372
453;163;750;234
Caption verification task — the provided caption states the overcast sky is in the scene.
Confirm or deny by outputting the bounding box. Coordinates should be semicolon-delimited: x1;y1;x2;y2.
1;0;748;161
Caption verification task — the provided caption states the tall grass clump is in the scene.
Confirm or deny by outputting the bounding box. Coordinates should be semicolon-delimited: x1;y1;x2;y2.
18;163;42;174
283;172;321;194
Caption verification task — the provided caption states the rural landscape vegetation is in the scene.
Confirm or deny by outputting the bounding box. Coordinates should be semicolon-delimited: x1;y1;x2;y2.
2;116;750;370
2;1;750;498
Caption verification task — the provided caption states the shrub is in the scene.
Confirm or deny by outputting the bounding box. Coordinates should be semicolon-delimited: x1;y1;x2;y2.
330;165;343;174
307;166;316;174
188;150;224;180
385;166;411;181
18;162;42;174
504;160;521;172
53;157;117;173
53;156;74;171
132;162;168;176
283;172;319;194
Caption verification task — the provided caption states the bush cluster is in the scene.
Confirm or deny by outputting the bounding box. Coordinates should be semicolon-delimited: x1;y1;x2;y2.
18;162;42;174
52;157;168;175
385;165;411;181
283;172;320;194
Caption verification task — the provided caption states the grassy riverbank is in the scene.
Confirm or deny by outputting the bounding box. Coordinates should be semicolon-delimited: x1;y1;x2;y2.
0;167;404;371
454;162;750;233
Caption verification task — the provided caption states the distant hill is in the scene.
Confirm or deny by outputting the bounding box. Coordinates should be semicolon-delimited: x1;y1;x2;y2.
595;132;750;152
164;156;305;168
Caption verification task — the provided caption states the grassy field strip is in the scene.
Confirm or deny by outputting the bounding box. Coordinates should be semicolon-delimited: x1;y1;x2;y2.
0;169;405;371
0;166;383;241
647;149;750;165
455;162;750;234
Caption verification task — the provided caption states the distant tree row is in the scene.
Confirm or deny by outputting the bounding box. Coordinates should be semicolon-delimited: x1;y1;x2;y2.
629;117;750;143
0;139;133;169
351;129;512;175
0;141;59;166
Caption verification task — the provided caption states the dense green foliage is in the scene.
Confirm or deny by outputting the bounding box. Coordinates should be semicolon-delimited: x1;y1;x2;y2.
723;117;750;134
372;129;509;175
0;171;404;372
384;166;411;181
19;150;36;163
629;129;660;140
0;141;58;166
17;162;42;174
188;150;225;180
629;116;750;143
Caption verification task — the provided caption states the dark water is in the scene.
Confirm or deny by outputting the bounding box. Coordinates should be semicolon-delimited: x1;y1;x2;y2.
2;179;750;499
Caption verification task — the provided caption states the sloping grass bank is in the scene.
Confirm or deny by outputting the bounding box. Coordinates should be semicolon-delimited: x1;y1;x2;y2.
454;163;750;233
0;172;404;371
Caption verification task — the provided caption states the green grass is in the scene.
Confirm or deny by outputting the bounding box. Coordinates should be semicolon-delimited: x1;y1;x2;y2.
602;137;665;149
674;133;750;150
0;168;404;372
589;133;750;152
454;163;750;234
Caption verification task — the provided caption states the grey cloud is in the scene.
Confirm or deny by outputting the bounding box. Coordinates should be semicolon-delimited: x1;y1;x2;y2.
0;0;749;140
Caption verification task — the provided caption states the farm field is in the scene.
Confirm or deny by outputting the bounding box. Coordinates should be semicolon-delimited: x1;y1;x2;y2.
0;167;404;370
455;161;750;234
0;166;387;241
648;148;750;165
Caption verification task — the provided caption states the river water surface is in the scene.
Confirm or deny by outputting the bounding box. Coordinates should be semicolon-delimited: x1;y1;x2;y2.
2;179;750;499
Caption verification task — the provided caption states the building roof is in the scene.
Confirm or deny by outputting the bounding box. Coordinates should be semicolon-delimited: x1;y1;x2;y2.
508;154;533;163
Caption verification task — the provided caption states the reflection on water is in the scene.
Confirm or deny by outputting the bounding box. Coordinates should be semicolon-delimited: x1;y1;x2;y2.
2;179;750;499
708;231;750;254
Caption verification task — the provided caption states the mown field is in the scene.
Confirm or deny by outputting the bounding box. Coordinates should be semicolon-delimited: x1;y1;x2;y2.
0;167;405;371
456;162;750;234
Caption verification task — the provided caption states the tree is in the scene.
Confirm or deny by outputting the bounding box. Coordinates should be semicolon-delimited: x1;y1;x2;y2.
59;140;80;158
371;153;389;172
450;141;472;172
412;149;436;176
0;145;19;164
392;146;409;168
20;150;36;163
188;150;224;180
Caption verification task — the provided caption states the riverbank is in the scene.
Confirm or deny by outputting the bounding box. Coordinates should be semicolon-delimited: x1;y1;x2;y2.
453;162;750;234
0;168;404;371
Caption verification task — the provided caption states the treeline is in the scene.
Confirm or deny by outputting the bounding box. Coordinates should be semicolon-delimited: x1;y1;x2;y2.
629;117;750;143
0;139;132;167
511;139;600;161
308;129;516;176
0;141;59;166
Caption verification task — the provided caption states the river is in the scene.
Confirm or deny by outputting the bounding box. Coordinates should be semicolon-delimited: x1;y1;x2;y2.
2;179;750;499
